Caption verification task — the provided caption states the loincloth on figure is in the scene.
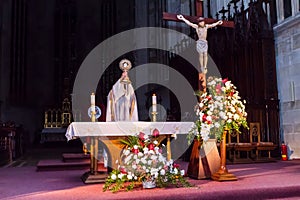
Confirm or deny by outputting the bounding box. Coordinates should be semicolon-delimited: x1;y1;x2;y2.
196;39;208;53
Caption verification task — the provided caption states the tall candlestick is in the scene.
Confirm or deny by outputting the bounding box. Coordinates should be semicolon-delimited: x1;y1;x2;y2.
152;94;157;112
91;93;95;112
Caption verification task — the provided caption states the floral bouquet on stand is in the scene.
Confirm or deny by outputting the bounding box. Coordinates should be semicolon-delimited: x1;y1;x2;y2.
103;128;191;193
188;76;248;144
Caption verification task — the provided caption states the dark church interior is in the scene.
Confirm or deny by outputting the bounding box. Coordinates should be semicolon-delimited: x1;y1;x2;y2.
0;0;281;166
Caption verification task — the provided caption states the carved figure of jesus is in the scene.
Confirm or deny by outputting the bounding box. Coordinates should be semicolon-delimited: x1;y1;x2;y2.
177;14;223;75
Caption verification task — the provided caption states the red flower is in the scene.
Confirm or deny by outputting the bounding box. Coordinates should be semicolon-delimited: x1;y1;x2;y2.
148;143;155;150
138;132;145;140
222;78;228;83
119;167;127;174
152;128;160;137
132;148;139;154
173;163;180;168
216;84;222;94
202;114;207;122
139;140;145;147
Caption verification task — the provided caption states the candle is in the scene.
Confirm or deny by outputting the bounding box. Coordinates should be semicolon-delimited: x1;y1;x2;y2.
91;93;95;105
91;93;95;112
152;94;157;112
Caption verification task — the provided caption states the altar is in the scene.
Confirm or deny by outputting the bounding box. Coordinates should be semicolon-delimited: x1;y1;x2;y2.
66;121;194;183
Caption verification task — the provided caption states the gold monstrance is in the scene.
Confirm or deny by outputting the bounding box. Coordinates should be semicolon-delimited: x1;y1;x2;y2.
119;59;132;84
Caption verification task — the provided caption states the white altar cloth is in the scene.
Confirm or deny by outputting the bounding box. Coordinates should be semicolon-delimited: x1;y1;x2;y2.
65;121;194;140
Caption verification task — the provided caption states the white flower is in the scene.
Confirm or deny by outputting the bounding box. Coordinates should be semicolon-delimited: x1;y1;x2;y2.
180;170;185;176
160;169;166;175
230;107;236;113
132;164;137;169
148;150;154;154
111;174;117;180
233;114;240;120
151;155;157;160
173;168;178;174
127;174;133;180
206;115;212;122
143;147;149;154
124;149;130;156
138;152;143;157
153;140;158;145
144;134;149;140
124;154;133;164
141;157;147;164
118;173;124;179
133;145;138;149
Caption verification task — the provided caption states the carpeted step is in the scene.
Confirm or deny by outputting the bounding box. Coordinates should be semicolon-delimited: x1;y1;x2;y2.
62;153;91;162
36;159;106;171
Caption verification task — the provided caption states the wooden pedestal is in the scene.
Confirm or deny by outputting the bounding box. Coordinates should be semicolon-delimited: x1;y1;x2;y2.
81;171;108;184
211;131;237;181
187;139;220;179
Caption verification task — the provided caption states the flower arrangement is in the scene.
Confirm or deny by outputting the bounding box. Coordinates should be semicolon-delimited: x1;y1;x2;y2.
188;76;248;144
103;128;191;193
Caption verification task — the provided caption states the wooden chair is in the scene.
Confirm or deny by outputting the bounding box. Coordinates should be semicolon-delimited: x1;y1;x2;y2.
232;130;254;163
250;122;277;161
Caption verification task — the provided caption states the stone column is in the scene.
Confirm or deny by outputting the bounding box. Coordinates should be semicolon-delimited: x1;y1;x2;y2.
276;0;284;24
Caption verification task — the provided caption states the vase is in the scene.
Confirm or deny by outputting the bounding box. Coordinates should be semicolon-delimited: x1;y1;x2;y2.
187;138;220;179
142;180;156;189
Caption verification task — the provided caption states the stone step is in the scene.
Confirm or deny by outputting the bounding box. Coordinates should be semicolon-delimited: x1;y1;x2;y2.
36;159;106;171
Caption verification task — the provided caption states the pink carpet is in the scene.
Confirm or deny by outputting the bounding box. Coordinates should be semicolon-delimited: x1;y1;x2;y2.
1;160;300;200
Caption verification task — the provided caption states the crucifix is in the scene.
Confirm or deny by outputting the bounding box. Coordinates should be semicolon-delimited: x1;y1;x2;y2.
163;0;234;92
163;0;237;182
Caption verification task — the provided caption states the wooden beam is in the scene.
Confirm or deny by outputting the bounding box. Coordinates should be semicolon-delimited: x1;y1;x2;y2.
195;0;204;17
162;12;235;28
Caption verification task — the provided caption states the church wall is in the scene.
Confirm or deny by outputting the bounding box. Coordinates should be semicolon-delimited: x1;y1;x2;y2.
274;13;300;159
0;0;13;122
0;0;56;145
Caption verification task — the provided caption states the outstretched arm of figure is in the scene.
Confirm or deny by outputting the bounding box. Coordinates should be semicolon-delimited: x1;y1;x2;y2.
206;20;223;29
177;14;198;29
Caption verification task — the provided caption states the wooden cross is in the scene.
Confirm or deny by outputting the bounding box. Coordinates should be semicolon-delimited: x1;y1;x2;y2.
162;0;235;92
163;0;235;28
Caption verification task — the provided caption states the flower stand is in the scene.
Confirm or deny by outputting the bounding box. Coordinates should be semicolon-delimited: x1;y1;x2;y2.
211;130;237;181
188;139;221;179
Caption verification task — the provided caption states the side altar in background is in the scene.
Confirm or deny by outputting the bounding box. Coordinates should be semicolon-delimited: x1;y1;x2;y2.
41;98;72;143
